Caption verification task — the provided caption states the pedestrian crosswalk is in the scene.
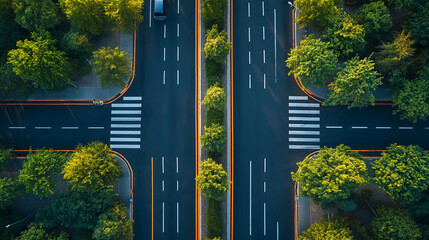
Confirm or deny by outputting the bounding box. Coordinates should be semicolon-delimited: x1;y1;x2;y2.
288;96;320;150
109;96;142;149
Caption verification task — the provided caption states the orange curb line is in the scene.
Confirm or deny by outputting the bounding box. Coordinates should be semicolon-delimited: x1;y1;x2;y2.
229;0;234;238
195;0;200;238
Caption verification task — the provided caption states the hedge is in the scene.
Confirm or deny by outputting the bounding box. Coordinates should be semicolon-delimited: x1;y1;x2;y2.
207;198;222;238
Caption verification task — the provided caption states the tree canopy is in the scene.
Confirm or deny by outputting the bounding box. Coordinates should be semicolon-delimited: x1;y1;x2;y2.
59;0;105;36
13;0;58;31
7;31;70;92
371;144;429;206
382;0;412;10
202;85;226;111
19;149;67;199
408;0;429;46
291;145;368;204
0;177;22;209
298;217;353;240
196;158;230;201
286;35;338;87
392;67;429;123
357;1;392;39
92;46;132;89
294;0;340;28
0;17;25;55
371;206;422;240
92;203;134;240
325;56;382;108
0;60;34;100
15;223;69;240
201;123;227;153
62;142;122;192
204;25;230;64
0;146;12;169
60;31;93;57
202;0;227;30
104;0;143;32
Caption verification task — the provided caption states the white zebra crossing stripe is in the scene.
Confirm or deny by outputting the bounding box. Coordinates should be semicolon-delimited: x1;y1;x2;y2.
111;110;142;115
289;145;320;150
289;138;320;142
288;110;320;115
111;103;142;108
111;117;141;121
288;96;308;100
123;96;142;101
289;124;320;128
289;117;320;121
110;145;140;149
111;124;141;128
289;103;320;108
110;138;141;142
289;131;320;135
110;131;141;135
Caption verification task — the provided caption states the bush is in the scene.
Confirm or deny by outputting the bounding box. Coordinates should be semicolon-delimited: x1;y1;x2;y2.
204;25;230;64
343;217;376;240
336;197;357;212
208;76;222;88
206;58;224;86
202;0;227;30
60;31;93;57
201;123;227;153
196;158;230;201
207;108;224;127
202;85;226;111
207;198;222;238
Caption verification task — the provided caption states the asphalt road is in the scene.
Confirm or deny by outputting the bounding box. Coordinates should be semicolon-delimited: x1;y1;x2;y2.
0;0;196;239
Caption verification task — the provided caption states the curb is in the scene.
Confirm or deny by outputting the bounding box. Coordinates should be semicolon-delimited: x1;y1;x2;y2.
196;0;201;238
290;8;393;106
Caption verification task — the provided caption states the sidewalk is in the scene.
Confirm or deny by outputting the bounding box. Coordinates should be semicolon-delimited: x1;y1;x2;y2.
114;154;134;220
292;8;392;101
26;30;134;101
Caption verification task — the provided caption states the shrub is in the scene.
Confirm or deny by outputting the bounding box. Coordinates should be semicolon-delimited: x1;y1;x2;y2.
196;158;230;201
208;76;222;88
201;123;227;153
202;0;227;30
206;58;223;80
357;1;392;40
204;25;230;64
202;85;226;111
60;31;93;57
206;108;224;127
206;198;222;238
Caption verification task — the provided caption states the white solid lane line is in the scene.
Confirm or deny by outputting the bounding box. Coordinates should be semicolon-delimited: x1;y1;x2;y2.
163;48;166;61
62;127;79;130
177;23;180;37
351;126;368;129
289;130;320;135
149;0;152;27
262;1;265;16
164;25;166;38
326;126;342;129
111;117;141;121
111;110;141;115
376;127;391;129
177;202;180;233
162;157;164;173
35;127;51;129
289;110;320;114
177;0;180;14
177;46;180;61
264;158;266;173
177;70;180;85
274;9;277;83
263;74;266;89
399;127;413;130
289;117;320;121
88;127;104;129
163;70;166;85
110;124;141;128
289;138;320;142
289;95;308;100
111;103;141;108
264;203;266;236
248;2;250;17
264;182;266;192
110;138;141;142
262;26;265;40
9;127;25;129
176;157;179;173
109;144;140;149
248;27;250;42
289;124;320;128
249;51;251;64
249;160;252;236
249;74;252;89
123;96;142;101
289;102;320;108
289;145;320;150
162;202;165;233
110;130;141;135
277;222;279;240
263;50;266;63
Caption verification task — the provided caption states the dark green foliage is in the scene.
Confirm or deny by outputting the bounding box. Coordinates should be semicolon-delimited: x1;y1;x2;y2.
206;198;222;238
299;216;353;240
0;146;12;169
206;108;224;127
13;0;59;31
420;224;429;240
0;178;22;209
37;187;116;230
204;25;230;64
295;0;341;28
357;1;392;39
60;31;93;57
408;0;429;46
0;17;25;55
202;0;227;30
92;202;134;240
206;58;223;85
15;222;69;240
382;0;412;10
371;206;421;240
0;209;24;239
336;197;357;212
208;76;222;88
59;0;105;36
0;0;14;19
69;57;91;76
0;61;34;100
408;191;429;218
343;217;376;240
207;151;222;163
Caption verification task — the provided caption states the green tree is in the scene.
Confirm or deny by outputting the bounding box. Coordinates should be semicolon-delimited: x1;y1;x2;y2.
92;46;131;89
13;0;58;31
7;31;70;92
104;0;143;32
0;0;14;19
357;1;392;39
18;149;67;199
204;25;230;64
92;203;134;240
392;67;429;123
201;123;227;153
196;158;230;201
37;187;115;230
371;206;421;240
60;31;93;57
286;35;338;87
371;144;429;206
0;17;25;55
0;177;22;209
15;223;69;240
202;0;227;30
322;13;366;58
374;31;415;75
59;0;105;36
299;217;353;240
325;56;382;108
383;0;412;10
62;142;122;192
294;0;340;28
291;145;368;204
0;61;34;99
0;146;12;169
408;0;429;46
202;85;226;111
